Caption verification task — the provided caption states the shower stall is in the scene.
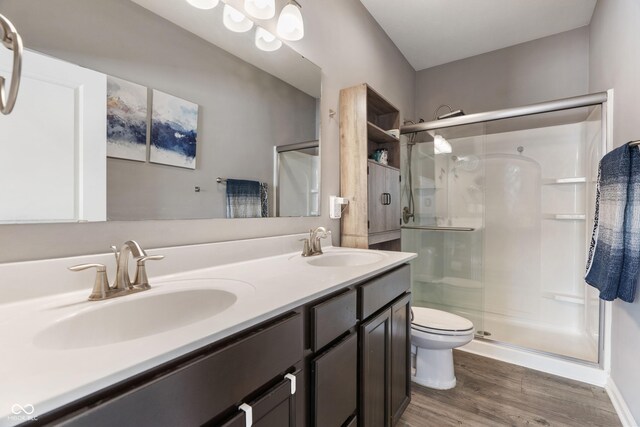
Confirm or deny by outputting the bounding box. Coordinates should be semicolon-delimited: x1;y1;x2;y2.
401;93;609;366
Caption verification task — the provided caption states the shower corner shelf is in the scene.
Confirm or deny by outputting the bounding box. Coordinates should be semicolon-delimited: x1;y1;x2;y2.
542;292;585;305
542;177;587;185
367;121;399;144
543;213;586;220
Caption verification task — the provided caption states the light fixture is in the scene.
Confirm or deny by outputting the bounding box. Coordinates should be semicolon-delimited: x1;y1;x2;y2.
433;135;452;154
186;0;219;9
277;1;304;41
223;4;254;33
255;27;282;51
244;0;275;20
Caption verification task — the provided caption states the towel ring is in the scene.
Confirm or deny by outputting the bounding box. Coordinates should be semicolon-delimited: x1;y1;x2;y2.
0;14;22;115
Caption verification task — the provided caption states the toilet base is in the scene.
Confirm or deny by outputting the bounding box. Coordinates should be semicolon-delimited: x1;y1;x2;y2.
412;373;457;390
412;347;457;390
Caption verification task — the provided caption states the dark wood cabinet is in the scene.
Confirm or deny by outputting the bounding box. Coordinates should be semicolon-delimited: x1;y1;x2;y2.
359;265;412;427
51;314;303;427
39;264;412;427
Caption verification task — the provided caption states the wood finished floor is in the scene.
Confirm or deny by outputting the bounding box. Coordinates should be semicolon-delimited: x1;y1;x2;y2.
398;350;621;427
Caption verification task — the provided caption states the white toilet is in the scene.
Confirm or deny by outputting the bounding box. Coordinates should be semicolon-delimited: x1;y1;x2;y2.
411;307;475;389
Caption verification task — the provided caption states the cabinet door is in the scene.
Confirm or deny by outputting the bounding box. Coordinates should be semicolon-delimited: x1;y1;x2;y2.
390;293;412;425
368;162;387;234
312;333;358;426
359;308;392;427
385;167;401;232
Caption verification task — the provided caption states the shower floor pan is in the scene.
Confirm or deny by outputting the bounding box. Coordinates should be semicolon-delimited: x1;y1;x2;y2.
415;300;598;363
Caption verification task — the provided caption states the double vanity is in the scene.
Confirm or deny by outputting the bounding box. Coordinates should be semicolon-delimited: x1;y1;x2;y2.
0;233;416;426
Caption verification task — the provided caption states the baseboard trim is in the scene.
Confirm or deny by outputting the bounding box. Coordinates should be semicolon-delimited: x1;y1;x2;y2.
606;378;638;427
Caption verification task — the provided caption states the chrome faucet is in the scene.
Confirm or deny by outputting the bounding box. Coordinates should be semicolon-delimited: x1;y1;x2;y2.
301;227;329;257
69;240;164;301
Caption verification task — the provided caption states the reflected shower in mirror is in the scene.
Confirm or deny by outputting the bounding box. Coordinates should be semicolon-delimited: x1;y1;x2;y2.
0;0;321;223
276;141;320;217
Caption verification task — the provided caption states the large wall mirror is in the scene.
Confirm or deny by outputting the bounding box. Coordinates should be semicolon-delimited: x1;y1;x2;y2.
0;0;321;223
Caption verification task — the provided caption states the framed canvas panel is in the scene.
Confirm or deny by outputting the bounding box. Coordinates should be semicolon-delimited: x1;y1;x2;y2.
106;76;148;162
150;89;198;169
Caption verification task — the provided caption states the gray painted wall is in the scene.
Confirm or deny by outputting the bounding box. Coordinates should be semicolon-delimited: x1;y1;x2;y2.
590;0;640;422
414;26;589;121
0;0;416;262
2;0;317;221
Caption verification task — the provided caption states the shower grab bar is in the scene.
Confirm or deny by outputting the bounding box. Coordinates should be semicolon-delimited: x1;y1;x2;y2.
401;225;475;232
0;13;22;115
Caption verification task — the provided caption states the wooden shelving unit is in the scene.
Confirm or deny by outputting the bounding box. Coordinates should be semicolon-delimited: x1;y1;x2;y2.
339;83;401;250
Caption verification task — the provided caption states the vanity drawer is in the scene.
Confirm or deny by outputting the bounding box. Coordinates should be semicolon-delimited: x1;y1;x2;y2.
358;264;410;320
311;289;357;351
56;313;303;427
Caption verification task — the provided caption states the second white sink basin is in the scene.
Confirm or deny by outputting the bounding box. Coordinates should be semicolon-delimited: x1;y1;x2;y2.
305;251;385;267
34;281;247;349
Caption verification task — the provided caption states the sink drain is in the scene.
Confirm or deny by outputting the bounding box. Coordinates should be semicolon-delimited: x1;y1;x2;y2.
476;330;492;337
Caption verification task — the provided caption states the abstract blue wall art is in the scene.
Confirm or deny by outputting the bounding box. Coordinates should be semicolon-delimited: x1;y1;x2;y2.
106;76;148;162
150;90;198;169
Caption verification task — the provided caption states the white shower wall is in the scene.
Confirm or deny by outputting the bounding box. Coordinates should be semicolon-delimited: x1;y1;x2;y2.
405;111;602;362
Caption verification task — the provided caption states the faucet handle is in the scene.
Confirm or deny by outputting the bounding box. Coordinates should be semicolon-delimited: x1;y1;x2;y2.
133;254;165;289
136;255;165;264
69;263;111;301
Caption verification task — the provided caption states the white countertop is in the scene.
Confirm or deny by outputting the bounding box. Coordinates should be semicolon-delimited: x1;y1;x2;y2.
0;235;415;425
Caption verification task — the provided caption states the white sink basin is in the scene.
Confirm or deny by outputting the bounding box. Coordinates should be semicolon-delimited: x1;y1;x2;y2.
34;282;246;349
305;251;385;267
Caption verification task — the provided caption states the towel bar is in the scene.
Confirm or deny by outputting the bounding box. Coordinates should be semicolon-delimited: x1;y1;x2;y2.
0;13;23;115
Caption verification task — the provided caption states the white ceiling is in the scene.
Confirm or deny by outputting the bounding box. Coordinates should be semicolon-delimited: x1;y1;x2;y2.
360;0;597;71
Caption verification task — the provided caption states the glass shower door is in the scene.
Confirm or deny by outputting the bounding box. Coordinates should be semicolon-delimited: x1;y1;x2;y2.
402;123;486;334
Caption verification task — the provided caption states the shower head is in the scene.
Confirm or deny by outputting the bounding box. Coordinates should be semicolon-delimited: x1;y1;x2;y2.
437;109;465;120
434;104;465;120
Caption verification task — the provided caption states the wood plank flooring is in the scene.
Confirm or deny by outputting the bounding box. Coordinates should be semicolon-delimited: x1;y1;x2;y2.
398;350;621;427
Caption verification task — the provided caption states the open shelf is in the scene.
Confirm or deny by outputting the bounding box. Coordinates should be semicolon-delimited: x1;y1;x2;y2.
542;177;587;185
543;214;586;220
367;121;399;144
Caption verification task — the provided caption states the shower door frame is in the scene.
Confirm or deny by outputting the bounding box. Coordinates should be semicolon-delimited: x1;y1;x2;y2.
401;90;613;370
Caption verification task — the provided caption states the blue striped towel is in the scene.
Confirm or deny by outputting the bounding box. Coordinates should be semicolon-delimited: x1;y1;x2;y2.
585;143;640;302
225;179;268;218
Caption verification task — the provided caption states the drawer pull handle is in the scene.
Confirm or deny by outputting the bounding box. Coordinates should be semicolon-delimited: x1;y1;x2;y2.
284;373;297;395
239;403;253;427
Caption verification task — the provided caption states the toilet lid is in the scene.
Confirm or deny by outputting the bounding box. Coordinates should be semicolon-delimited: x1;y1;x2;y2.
411;307;474;334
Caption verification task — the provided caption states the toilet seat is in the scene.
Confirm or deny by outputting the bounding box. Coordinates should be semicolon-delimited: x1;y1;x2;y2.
411;307;474;336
